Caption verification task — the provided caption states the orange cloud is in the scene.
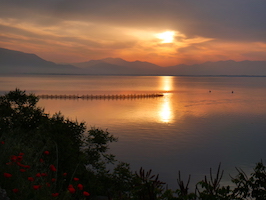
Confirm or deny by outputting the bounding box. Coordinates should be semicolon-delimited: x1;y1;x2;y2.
0;16;266;66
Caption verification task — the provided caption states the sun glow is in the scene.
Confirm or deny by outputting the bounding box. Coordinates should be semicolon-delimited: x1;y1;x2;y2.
156;31;175;43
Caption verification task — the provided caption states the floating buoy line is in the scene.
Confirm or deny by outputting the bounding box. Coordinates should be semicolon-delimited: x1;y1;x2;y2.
37;93;164;100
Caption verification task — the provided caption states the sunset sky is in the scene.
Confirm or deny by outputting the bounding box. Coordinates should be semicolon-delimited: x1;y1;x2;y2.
0;0;266;66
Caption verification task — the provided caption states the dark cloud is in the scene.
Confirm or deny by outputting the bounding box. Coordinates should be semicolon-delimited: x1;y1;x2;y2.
0;24;45;39
178;1;266;42
241;51;266;60
0;23;100;46
177;45;203;54
107;41;138;49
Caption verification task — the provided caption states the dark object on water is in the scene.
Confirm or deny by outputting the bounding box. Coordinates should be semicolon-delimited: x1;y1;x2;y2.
38;93;164;100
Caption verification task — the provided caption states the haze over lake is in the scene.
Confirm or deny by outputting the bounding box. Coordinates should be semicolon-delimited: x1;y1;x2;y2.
1;74;266;189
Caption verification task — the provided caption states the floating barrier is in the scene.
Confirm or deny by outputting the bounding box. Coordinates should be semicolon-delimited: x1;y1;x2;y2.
38;93;164;100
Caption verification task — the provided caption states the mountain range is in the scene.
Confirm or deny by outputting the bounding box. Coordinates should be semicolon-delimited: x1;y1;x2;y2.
1;47;266;76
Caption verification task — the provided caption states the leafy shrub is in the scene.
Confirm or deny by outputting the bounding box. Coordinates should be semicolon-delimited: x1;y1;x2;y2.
0;89;117;198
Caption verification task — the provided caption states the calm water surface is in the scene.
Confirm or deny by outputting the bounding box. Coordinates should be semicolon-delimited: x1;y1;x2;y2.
1;75;266;189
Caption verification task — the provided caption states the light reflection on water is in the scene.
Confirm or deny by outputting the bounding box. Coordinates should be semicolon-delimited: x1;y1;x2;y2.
1;75;266;189
159;76;174;123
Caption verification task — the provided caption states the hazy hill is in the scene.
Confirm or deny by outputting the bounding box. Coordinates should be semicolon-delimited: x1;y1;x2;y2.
73;58;163;75
1;48;266;75
74;58;266;76
0;48;80;74
167;60;266;75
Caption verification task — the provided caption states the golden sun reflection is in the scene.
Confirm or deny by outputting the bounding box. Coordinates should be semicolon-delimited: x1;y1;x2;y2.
160;96;173;123
161;76;173;92
158;76;174;123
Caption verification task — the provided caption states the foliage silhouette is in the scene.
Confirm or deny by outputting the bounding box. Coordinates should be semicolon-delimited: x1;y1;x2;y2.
0;89;118;198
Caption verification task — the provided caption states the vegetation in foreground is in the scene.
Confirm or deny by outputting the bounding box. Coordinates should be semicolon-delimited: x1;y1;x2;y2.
0;89;266;200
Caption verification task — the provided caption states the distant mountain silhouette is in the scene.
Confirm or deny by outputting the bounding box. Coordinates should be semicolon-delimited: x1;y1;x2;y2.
167;60;266;75
0;48;80;74
1;48;266;75
73;58;266;76
73;57;163;75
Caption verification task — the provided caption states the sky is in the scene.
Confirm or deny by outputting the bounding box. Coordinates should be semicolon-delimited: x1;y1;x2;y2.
0;0;266;66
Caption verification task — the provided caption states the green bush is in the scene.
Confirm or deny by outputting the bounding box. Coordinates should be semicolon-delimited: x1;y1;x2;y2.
0;89;118;198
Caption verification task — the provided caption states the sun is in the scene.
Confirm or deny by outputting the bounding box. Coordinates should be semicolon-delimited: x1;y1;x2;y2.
156;31;175;43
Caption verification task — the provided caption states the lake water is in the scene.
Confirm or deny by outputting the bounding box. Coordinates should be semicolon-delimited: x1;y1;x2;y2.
1;74;266;190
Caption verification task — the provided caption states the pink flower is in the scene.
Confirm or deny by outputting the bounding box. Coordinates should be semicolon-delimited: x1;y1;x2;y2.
17;156;23;161
68;187;75;194
17;162;30;169
52;193;59;197
10;155;17;162
77;183;83;190
1;141;4;144
16;162;23;167
12;188;19;193
63;172;67;176
41;173;48;177
36;173;41;177
39;158;44;163
28;177;34;182
83;191;90;196
33;185;41;190
73;177;79;181
4;173;12;178
44;151;50;155
49;164;56;172
51;178;56;182
20;169;26;172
